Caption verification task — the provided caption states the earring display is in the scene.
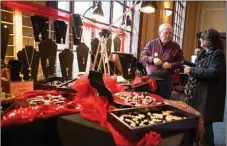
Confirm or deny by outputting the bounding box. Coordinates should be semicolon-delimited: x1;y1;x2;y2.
59;49;74;78
34;77;75;93
53;20;68;44
108;104;200;142
30;15;49;42
39;39;57;78
17;46;40;81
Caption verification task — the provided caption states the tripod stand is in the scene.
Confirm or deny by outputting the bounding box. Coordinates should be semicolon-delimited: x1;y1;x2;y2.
92;29;111;75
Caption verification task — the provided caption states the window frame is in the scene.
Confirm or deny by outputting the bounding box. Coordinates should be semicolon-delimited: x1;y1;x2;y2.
172;1;187;48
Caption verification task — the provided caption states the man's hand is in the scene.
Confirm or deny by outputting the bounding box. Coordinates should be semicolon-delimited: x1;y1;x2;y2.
162;62;172;69
153;58;163;65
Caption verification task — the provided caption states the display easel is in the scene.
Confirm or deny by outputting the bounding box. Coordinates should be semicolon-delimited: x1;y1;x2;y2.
92;29;111;75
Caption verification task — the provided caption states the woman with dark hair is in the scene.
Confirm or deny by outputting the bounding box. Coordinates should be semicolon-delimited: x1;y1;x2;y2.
184;28;226;146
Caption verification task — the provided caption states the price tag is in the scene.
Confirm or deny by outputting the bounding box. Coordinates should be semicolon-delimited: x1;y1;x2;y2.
10;81;34;97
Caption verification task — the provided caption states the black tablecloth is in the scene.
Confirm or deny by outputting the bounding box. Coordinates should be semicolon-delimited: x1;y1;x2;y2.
2;113;194;146
58;113;192;146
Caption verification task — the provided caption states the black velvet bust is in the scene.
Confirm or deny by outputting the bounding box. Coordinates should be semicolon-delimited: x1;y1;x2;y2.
71;14;83;45
17;46;40;81
30;15;49;42
106;37;112;57
8;59;23;81
59;49;74;78
76;42;89;72
72;26;83;46
113;36;121;52
114;53;137;80
1;24;10;62
39;39;57;78
53;20;68;44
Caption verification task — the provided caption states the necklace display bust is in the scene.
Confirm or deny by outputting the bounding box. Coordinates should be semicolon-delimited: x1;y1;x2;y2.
76;42;89;72
17;46;40;81
8;59;23;81
53;20;68;44
30;15;49;42
59;49;74;78
39;39;57;78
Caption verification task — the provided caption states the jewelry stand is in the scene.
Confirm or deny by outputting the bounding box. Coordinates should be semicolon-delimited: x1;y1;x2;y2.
1;24;10;63
17;46;40;81
53;20;68;44
39;39;57;78
8;59;23;81
30;15;48;42
76;42;89;72
113;53;137;80
59;49;73;78
113;35;121;52
71;14;83;45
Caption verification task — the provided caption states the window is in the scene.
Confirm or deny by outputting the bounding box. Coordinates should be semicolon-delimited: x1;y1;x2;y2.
58;2;70;12
172;1;187;47
74;2;93;16
1;5;15;59
99;2;110;24
22;12;36;48
113;2;124;27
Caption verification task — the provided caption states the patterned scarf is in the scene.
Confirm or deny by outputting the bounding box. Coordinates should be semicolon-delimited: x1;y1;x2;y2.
184;75;197;106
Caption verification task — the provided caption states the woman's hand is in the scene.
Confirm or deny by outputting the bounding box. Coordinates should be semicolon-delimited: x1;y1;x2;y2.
184;66;191;74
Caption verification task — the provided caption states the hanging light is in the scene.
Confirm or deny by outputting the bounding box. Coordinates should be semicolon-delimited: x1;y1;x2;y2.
140;1;157;13
92;1;104;20
82;1;104;20
165;8;173;16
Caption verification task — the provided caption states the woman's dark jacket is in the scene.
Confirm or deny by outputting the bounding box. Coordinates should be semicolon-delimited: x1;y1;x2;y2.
190;48;226;123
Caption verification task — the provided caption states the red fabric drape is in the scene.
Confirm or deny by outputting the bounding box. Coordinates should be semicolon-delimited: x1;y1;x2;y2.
71;75;162;146
1;1;70;22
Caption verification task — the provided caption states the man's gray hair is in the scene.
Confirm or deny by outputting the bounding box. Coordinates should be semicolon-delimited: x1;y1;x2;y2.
159;23;173;32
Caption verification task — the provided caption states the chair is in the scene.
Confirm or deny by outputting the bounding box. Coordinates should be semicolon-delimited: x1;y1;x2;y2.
172;69;189;100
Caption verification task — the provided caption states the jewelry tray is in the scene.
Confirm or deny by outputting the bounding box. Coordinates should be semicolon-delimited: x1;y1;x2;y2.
34;77;76;93
107;104;200;142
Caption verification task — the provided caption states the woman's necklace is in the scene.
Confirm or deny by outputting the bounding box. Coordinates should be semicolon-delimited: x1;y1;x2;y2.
57;23;67;44
34;20;48;41
24;47;35;78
